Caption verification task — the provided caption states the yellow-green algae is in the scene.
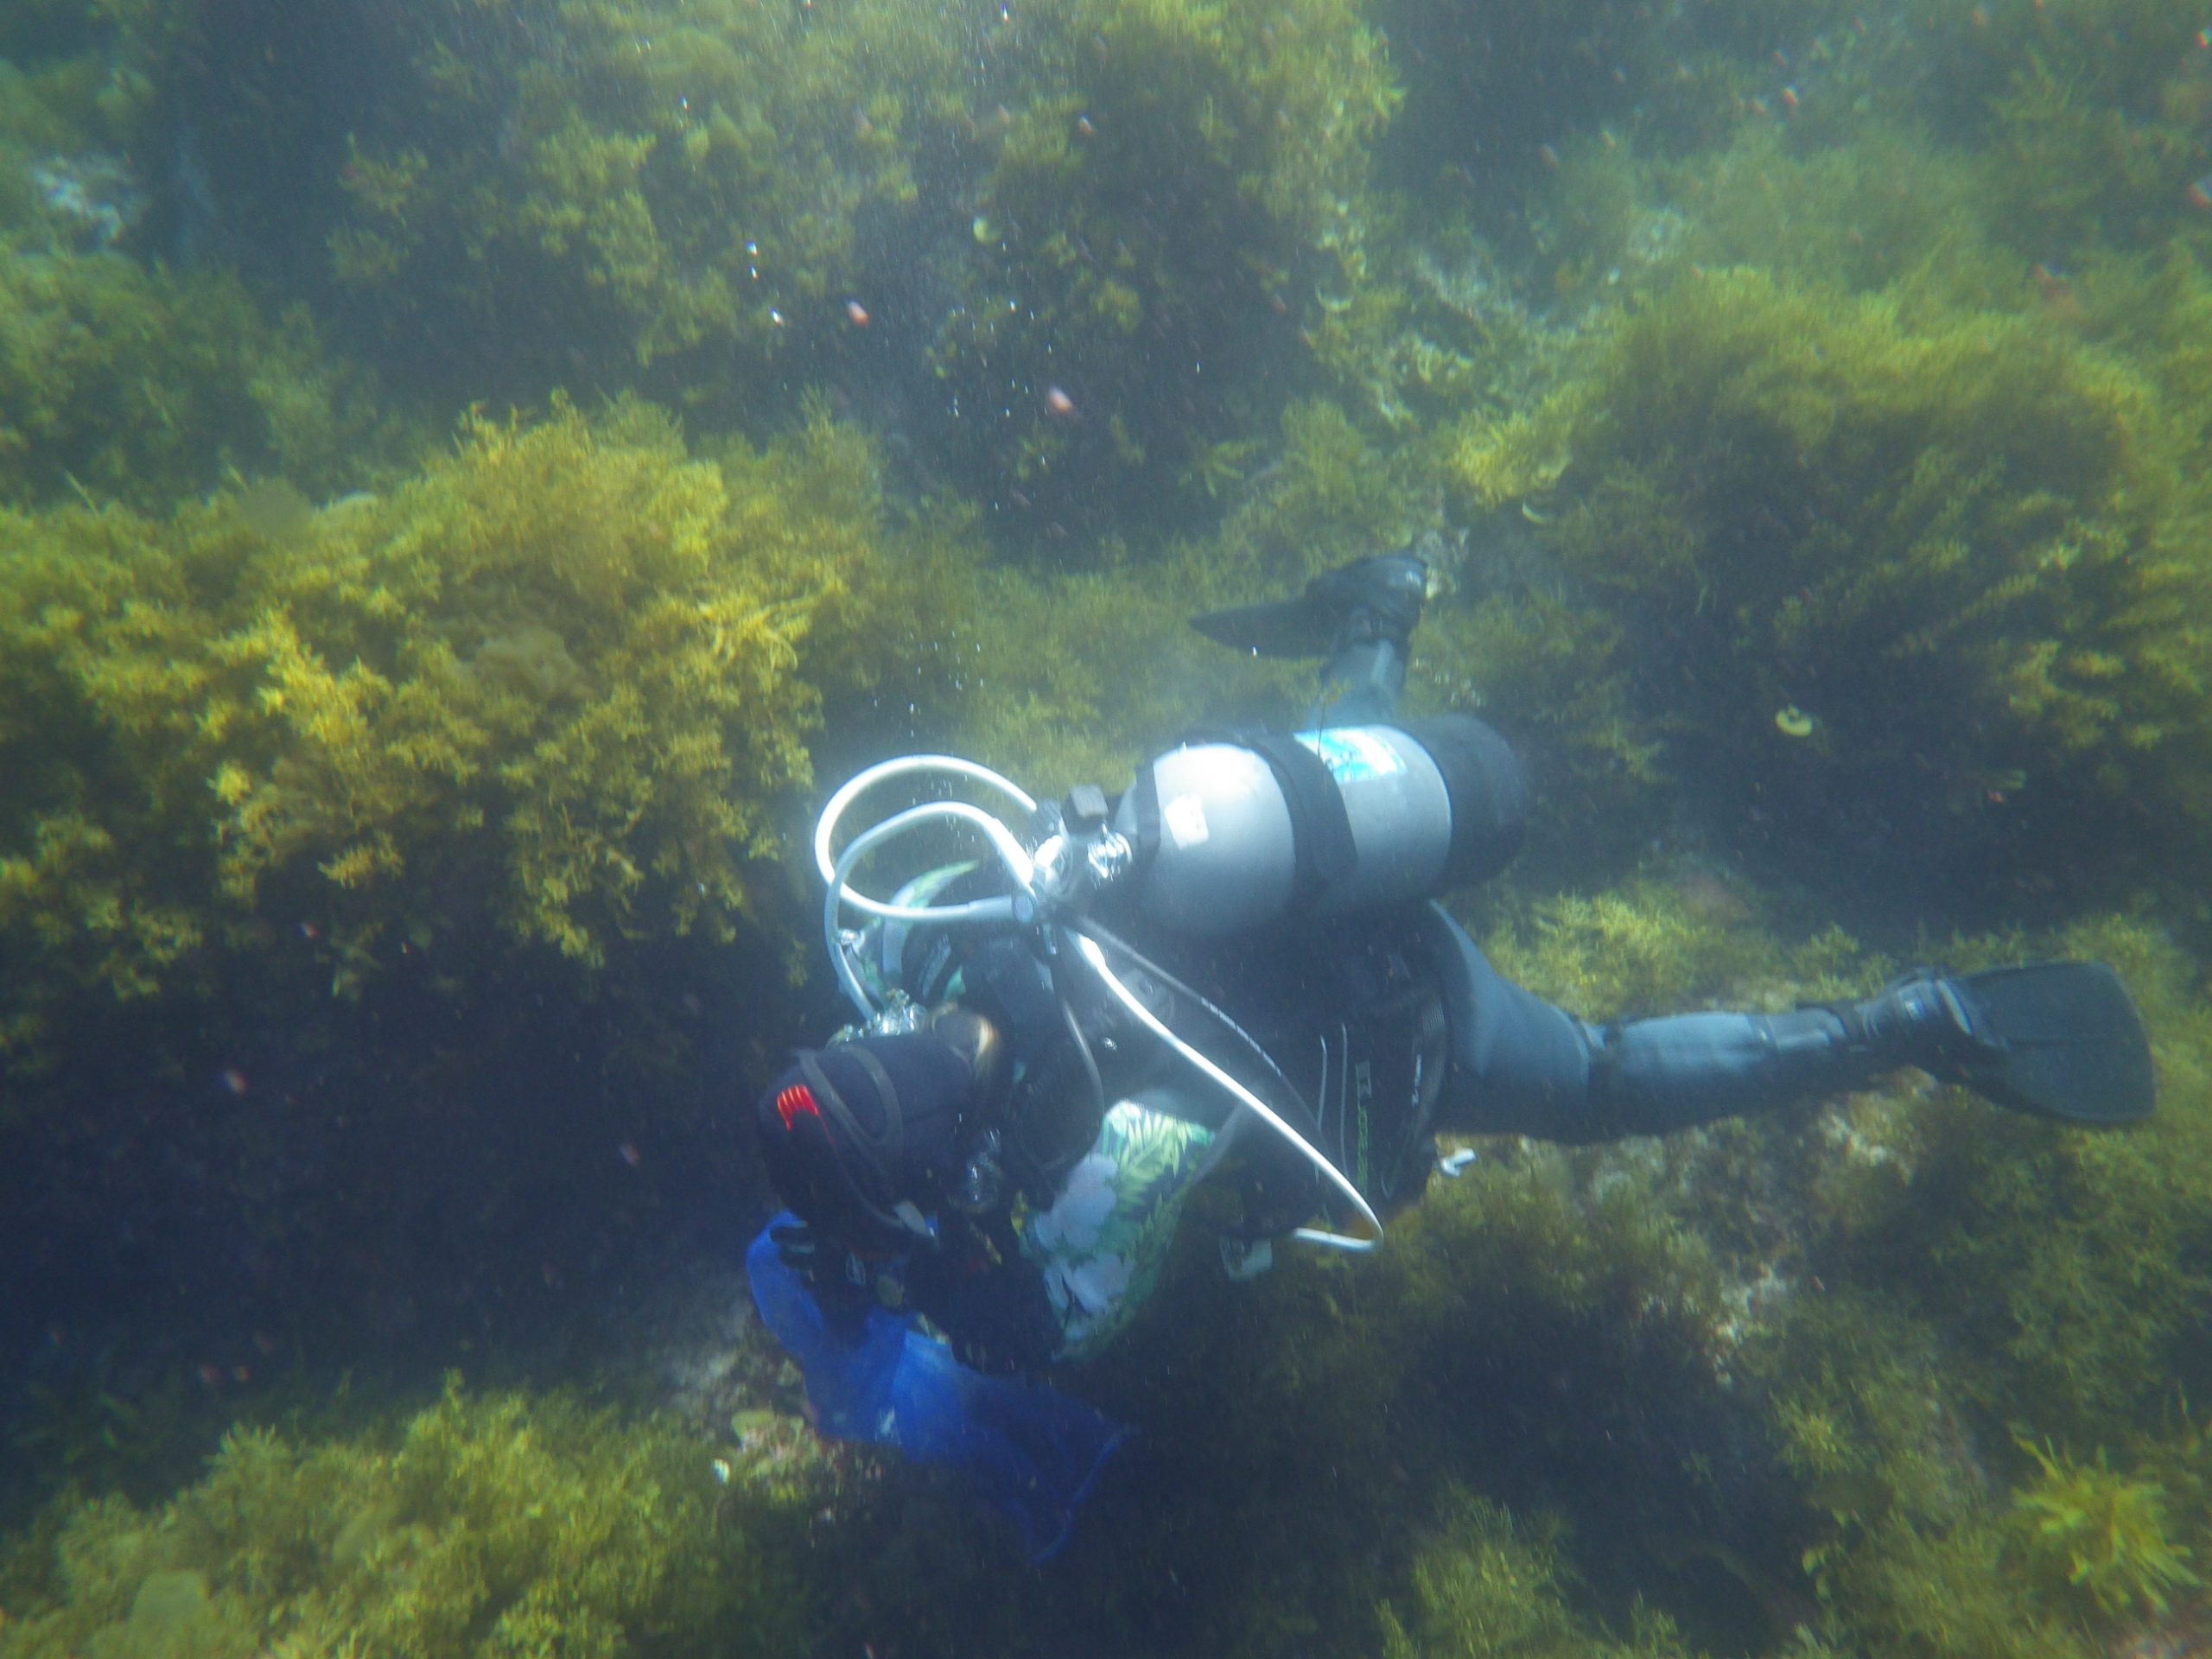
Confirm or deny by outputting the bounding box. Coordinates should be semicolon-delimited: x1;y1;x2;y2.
0;246;394;513
2012;1435;2199;1618
0;1376;815;1659
320;0;1398;536
0;397;875;1063
1380;1491;1695;1659
1442;261;2212;891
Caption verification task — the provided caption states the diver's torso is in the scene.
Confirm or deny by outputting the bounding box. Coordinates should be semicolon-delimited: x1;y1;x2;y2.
902;906;1452;1369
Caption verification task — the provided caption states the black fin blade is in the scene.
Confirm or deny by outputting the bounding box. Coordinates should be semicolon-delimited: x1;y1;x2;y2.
1188;594;1332;658
1960;961;2156;1125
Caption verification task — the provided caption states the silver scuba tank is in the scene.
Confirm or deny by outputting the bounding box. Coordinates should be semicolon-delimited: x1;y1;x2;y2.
1107;715;1525;937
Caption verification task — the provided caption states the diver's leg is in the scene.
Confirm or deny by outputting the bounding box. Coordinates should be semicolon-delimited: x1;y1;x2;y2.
1573;1007;1895;1139
1313;636;1407;728
1310;554;1428;728
1421;911;1968;1142
1186;552;1427;725
1419;909;1598;1132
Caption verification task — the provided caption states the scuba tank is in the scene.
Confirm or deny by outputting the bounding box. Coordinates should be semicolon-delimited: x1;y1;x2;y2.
1107;715;1526;938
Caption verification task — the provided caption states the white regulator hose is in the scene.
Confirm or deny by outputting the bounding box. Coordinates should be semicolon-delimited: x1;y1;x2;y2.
813;755;1041;1020
814;753;1037;892
1071;932;1382;1252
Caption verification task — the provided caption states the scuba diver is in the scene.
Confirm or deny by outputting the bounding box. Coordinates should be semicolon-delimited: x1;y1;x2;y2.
746;552;2157;1560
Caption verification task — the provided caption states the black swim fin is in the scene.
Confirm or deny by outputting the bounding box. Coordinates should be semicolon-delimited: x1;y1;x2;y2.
1190;589;1338;658
1190;553;1427;659
1952;961;2155;1126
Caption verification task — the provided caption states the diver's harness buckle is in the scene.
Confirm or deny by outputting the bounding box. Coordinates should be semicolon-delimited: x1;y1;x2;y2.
812;753;1385;1253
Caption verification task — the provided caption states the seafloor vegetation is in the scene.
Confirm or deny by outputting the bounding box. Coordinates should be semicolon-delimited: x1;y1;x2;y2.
3;0;2212;1656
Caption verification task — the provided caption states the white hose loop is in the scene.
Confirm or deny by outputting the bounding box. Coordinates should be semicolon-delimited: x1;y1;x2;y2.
814;753;1037;889
829;801;1036;925
1072;932;1383;1250
815;765;1039;1020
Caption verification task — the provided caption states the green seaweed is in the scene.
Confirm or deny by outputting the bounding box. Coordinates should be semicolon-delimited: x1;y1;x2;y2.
925;0;1398;530
321;0;966;404
1442;263;2212;902
0;396;875;1063
309;0;1401;543
1206;397;1433;581
1911;0;2207;234
1809;1508;2093;1659
1873;915;2212;1436
1976;51;2203;259
1664;124;2014;307
1718;908;2212;1654
0;244;396;512
1379;1491;1694;1659
1741;1293;2084;1658
0;2;165;160
2012;1435;2200;1618
0;1376;814;1659
1474;870;1872;1022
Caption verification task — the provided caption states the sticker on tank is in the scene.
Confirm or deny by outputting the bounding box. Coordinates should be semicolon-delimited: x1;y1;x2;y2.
1294;728;1408;784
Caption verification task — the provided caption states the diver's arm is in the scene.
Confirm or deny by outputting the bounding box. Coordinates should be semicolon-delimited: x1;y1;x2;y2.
901;1212;1064;1376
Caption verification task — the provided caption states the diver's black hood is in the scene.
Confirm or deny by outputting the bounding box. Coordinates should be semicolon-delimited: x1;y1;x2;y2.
754;1034;973;1250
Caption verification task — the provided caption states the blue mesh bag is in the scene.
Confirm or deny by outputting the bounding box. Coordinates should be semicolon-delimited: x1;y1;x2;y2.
746;1219;1127;1561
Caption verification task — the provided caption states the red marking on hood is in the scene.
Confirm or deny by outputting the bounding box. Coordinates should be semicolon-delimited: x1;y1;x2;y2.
776;1084;820;1131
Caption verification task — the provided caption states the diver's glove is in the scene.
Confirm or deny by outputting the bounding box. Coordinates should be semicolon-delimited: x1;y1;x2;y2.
1190;552;1428;660
1826;963;2153;1125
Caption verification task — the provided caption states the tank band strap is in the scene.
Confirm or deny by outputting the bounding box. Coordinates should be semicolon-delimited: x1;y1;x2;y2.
1125;728;1357;906
1233;730;1357;905
1122;755;1163;881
